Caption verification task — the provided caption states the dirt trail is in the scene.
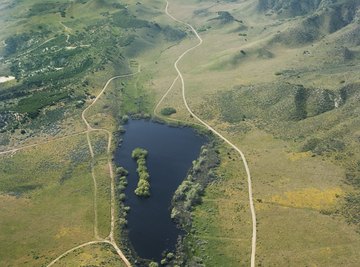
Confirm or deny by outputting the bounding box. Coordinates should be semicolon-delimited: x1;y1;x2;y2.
153;75;203;128
46;67;140;267
165;1;257;266
0;70;138;267
0;131;87;156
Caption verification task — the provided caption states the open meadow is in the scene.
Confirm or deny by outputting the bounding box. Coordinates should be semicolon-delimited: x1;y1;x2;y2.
1;0;359;266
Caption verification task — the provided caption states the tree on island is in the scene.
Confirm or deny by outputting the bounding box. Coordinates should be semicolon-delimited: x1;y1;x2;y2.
132;147;151;197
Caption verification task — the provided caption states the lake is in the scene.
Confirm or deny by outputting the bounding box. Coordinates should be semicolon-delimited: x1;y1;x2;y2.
114;119;206;261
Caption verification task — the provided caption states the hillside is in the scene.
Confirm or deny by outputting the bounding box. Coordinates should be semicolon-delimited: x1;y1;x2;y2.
0;0;359;266
153;0;360;265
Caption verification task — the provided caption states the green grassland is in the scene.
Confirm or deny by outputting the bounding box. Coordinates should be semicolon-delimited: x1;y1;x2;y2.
89;131;112;238
0;134;94;266
1;0;360;266
51;243;127;267
0;0;190;266
184;145;252;266
152;0;360;266
0;0;186;140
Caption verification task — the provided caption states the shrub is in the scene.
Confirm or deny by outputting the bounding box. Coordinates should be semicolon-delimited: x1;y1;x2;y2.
119;193;126;201
292;86;308;120
13;91;69;117
170;142;220;227
116;167;128;176
121;115;129;124
132;147;148;160
341;193;360;225
302;138;320;152
160;107;177;116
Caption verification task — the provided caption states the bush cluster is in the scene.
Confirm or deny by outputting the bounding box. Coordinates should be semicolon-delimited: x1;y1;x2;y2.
132;148;151;197
160;107;177;116
115;166;130;229
171;142;220;228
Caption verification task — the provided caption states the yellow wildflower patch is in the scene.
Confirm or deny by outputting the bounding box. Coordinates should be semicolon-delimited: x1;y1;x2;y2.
55;227;81;239
287;151;312;161
270;187;343;210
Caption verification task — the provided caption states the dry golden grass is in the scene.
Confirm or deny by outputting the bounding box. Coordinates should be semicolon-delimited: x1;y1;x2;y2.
51;243;127;267
0;134;95;266
270;187;343;210
150;0;360;265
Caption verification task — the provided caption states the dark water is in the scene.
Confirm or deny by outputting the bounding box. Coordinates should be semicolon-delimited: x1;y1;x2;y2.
114;119;205;261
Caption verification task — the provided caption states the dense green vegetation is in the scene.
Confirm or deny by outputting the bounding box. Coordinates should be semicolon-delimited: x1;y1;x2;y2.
148;261;159;267
171;142;220;228
1;0;359;265
168;141;221;266
132;148;151;197
112;10;149;29
0;1;188;265
0;0;185;135
13;91;69;119
160;107;177;116
116;166;129;195
27;2;70;17
115;165;130;231
4;34;31;56
292;85;308;120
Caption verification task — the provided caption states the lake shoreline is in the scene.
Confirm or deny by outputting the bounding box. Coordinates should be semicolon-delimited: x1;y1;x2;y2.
114;118;209;265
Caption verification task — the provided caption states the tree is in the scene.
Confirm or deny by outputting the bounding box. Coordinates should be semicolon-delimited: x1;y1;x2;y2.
160;107;176;116
132;147;151;197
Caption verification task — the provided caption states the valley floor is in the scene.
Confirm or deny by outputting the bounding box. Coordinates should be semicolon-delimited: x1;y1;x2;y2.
0;0;360;266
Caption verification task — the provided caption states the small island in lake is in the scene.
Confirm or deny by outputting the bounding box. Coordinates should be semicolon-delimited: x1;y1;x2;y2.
132;147;151;197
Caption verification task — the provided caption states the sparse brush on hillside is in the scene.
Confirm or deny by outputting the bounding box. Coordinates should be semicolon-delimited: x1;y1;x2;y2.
266;0;360;46
258;0;322;17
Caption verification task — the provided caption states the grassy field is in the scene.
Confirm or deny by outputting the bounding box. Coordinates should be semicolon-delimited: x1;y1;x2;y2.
51;243;127;267
1;0;359;266
0;134;95;266
152;0;360;266
0;0;191;265
185;145;252;266
89;131;112;239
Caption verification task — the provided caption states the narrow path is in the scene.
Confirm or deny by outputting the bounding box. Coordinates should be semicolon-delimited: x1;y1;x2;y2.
46;241;105;267
153;75;203;128
59;22;72;34
81;69;141;239
80;68;141;266
46;239;129;267
165;2;257;266
154;76;179;115
195;235;247;242
1;70;138;266
15;37;56;59
47;67;140;267
0;131;87;156
59;22;72;44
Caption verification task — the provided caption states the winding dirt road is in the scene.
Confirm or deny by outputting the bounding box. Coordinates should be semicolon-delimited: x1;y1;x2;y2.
0;1;257;265
0;131;88;156
0;56;138;267
165;1;257;266
47;68;140;267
